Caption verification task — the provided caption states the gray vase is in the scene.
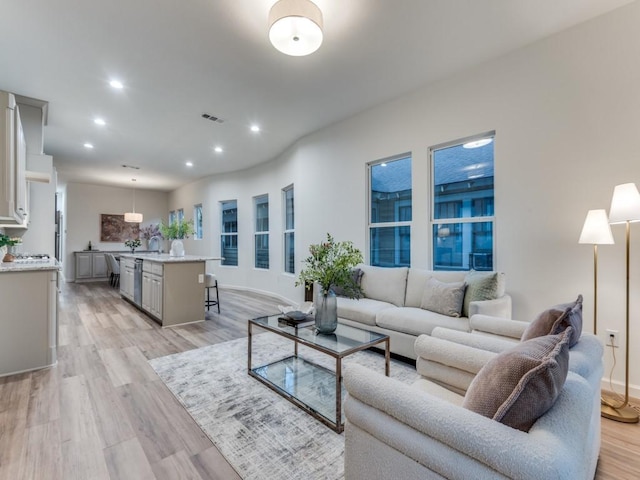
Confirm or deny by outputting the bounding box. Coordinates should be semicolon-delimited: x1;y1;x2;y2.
315;288;338;334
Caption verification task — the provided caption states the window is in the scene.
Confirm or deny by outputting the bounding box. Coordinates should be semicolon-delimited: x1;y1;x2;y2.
368;155;412;267
169;210;176;225
177;208;184;224
221;200;238;266
194;204;203;240
254;195;269;269
283;185;295;274
431;133;495;271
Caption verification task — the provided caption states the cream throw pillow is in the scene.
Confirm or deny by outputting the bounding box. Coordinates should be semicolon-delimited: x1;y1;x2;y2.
420;277;466;317
463;328;571;432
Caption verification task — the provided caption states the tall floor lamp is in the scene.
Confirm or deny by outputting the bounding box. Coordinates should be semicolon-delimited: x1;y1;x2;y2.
578;209;614;335
603;183;640;423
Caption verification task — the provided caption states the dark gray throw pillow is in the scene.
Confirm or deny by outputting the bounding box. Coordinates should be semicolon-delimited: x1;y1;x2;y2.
463;328;571;432
332;268;364;298
521;295;583;347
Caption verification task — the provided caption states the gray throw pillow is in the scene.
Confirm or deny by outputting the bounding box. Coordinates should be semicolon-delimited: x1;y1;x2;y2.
420;277;466;317
521;295;583;347
462;271;502;317
463;328;571;432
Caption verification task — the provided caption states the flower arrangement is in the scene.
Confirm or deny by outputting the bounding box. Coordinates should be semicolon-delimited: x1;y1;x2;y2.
140;223;163;240
160;219;195;240
296;233;364;298
0;234;21;247
124;238;141;251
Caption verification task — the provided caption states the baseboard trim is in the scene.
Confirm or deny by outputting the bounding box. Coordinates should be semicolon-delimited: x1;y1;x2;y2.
601;379;640;402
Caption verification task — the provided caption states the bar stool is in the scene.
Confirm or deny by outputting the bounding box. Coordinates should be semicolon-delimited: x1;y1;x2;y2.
205;273;220;313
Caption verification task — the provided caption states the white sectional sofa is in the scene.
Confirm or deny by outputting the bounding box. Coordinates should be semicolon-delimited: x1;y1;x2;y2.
337;265;512;359
344;321;603;479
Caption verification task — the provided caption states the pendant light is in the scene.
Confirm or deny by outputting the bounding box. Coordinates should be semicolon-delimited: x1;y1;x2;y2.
124;178;143;223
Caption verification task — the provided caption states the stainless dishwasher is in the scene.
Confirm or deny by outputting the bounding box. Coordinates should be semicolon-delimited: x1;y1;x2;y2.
133;258;143;307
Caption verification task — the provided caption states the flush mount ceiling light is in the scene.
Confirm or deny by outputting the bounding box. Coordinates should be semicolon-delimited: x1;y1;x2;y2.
463;138;493;149
124;178;143;223
269;0;323;56
83;143;94;149
94;117;106;126
109;79;124;89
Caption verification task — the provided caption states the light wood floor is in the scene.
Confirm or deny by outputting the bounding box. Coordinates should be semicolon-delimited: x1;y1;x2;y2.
0;281;638;479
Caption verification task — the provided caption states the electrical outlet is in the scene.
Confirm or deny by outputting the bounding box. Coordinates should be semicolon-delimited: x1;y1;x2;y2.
606;329;619;348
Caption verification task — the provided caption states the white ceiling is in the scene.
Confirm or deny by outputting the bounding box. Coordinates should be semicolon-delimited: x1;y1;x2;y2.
0;0;633;191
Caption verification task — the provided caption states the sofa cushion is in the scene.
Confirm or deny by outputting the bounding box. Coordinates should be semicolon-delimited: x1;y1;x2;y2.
376;306;469;337
359;265;408;307
462;328;571;432
521;295;583;347
337;297;396;327
462;271;505;318
405;268;466;308
420;278;466;317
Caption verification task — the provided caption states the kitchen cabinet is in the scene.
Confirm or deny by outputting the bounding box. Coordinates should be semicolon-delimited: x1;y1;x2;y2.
120;257;135;301
74;251;108;281
142;260;163;320
119;254;211;327
0;90;28;226
0;266;59;376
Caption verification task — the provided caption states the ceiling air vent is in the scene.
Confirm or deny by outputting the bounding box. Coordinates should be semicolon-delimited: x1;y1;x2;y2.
202;113;224;124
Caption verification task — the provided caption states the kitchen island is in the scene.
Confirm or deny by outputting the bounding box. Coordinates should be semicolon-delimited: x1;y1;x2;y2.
118;253;220;327
0;258;60;376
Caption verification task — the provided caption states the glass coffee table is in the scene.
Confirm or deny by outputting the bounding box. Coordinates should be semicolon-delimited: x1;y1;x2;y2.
248;315;390;433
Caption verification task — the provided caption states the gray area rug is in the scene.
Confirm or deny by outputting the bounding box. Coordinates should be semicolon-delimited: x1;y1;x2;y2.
149;333;419;480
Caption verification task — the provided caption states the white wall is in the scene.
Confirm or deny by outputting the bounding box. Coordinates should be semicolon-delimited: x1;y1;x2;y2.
169;3;640;394
64;183;169;281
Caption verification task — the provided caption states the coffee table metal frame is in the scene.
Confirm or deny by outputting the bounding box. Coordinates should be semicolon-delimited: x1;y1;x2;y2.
248;315;390;433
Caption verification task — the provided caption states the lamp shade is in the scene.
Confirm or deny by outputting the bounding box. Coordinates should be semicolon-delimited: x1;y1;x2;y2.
609;183;640;224
579;209;614;244
124;212;143;223
269;0;323;56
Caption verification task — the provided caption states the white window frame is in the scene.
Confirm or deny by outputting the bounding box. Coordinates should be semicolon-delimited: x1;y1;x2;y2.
254;194;269;269
283;185;295;274
367;154;412;267
194;204;203;240
430;131;496;271
220;200;238;267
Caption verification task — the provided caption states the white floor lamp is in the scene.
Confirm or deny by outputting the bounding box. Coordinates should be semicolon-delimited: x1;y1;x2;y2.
603;183;640;423
578;209;614;335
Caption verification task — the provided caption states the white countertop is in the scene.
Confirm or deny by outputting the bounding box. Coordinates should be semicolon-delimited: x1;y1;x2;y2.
0;258;61;273
118;253;222;263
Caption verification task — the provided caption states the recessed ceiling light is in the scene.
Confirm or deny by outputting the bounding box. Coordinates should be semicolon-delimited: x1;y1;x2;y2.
185;161;194;167
94;117;106;126
83;143;94;149
463;138;493;149
109;79;124;89
250;125;260;133
214;146;223;153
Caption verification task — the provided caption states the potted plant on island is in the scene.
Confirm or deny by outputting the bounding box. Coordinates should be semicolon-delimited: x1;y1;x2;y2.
0;234;22;262
124;238;141;253
296;233;364;333
160;219;195;257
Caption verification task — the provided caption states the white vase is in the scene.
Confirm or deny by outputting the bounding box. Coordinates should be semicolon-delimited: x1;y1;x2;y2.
170;239;185;257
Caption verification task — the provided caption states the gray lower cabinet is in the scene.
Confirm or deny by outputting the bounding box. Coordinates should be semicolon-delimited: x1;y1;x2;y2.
74;251;108;281
0;269;58;376
120;258;135;300
142;261;163;320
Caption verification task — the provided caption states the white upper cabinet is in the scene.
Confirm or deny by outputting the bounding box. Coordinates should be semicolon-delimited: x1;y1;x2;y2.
0;91;28;226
